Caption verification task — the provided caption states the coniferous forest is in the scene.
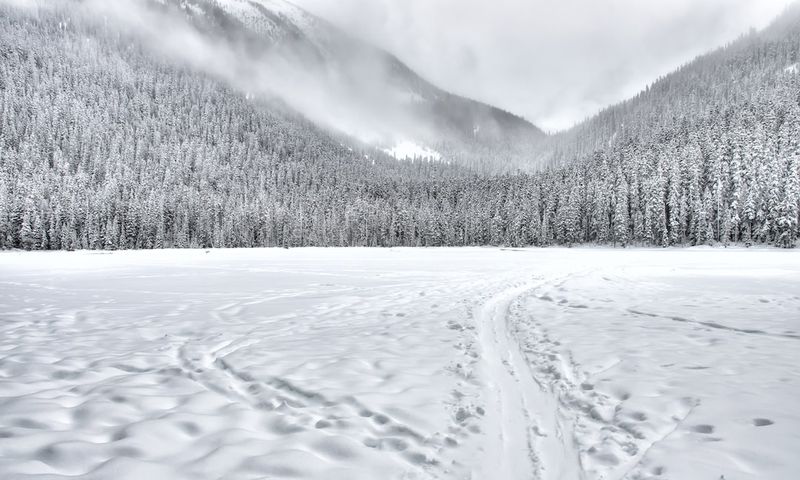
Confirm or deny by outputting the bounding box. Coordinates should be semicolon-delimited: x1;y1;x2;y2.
1;2;799;250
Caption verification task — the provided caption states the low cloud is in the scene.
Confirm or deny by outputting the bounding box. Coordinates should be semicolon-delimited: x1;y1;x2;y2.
23;0;438;145
298;0;794;131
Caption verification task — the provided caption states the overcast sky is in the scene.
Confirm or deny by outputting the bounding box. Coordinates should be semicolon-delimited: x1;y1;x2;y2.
295;0;795;132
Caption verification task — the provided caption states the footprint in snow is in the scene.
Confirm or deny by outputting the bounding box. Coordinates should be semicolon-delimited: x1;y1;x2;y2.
753;418;774;427
690;424;715;434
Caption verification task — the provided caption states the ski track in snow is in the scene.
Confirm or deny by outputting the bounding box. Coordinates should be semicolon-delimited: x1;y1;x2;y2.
0;248;799;480
473;277;584;480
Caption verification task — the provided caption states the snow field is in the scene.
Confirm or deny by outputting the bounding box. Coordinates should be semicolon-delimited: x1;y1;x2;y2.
0;248;798;479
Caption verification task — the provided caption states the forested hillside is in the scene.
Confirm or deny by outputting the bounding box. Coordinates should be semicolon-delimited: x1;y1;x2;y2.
539;5;800;167
147;0;545;170
0;2;798;249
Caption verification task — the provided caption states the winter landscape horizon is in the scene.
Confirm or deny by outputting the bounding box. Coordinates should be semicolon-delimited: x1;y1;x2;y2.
1;0;799;479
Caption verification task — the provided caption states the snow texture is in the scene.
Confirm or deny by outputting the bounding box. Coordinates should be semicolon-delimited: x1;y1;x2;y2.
383;141;442;161
2;2;799;250
0;248;798;479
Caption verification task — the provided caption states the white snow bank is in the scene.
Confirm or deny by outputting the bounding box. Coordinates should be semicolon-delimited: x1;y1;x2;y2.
382;141;441;161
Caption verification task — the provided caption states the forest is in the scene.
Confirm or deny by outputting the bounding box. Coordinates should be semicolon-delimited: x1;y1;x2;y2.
1;3;798;250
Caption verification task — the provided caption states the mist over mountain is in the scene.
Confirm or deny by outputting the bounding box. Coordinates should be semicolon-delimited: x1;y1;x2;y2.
538;2;800;167
88;0;543;169
0;0;798;250
298;0;795;132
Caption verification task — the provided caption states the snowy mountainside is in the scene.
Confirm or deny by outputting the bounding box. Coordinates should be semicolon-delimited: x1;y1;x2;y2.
0;0;797;250
537;2;800;167
150;0;544;166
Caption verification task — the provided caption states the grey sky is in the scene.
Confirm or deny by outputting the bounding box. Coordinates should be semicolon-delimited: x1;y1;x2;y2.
295;0;795;132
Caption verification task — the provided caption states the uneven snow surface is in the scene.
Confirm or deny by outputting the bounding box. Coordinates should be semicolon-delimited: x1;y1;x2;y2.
0;248;798;480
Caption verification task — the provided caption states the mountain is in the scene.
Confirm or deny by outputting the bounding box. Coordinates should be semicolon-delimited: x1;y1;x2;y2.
0;0;797;251
537;2;800;167
525;2;800;246
144;0;544;168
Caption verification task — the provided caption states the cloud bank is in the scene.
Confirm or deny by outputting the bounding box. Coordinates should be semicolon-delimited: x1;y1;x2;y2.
59;0;434;145
297;0;795;131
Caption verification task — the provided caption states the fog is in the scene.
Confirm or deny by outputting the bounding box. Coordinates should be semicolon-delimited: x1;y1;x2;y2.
297;0;795;132
5;0;793;143
76;0;435;146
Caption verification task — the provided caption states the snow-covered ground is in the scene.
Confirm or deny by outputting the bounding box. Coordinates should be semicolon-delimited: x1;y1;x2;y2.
0;248;798;480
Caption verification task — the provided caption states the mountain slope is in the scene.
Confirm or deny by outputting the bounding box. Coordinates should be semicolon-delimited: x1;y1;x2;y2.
537;2;800;167
525;3;800;246
0;0;797;251
144;0;544;168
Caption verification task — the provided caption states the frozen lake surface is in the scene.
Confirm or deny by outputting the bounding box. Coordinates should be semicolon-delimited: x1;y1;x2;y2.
0;248;798;480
